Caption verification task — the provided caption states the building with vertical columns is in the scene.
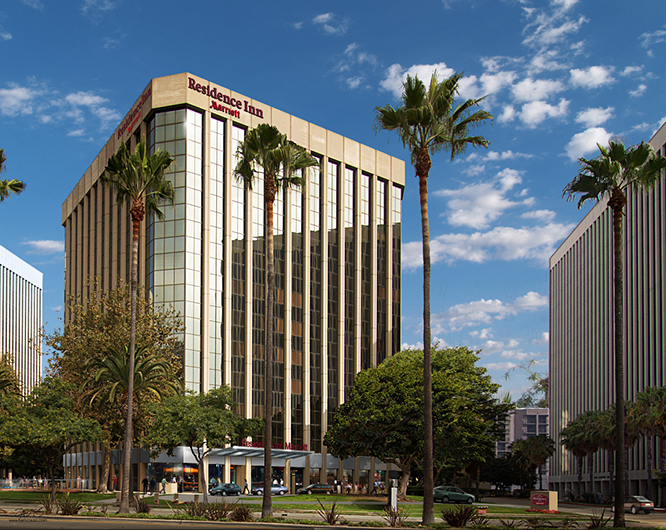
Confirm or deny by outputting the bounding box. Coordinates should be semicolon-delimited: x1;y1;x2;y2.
0;244;42;395
549;121;666;500
62;73;404;491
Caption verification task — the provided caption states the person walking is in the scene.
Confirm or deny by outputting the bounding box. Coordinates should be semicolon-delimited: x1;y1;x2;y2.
142;477;148;495
160;477;167;494
149;478;156;494
112;475;117;491
242;479;250;494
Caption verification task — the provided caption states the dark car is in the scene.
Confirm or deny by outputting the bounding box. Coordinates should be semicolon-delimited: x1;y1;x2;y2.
296;483;333;495
433;486;475;504
253;484;289;495
611;495;654;514
209;482;242;496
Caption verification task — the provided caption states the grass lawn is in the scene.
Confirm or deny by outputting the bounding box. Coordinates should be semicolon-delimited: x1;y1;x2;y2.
0;490;115;503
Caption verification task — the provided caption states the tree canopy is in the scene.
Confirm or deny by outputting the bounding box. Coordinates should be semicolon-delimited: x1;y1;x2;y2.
324;346;508;498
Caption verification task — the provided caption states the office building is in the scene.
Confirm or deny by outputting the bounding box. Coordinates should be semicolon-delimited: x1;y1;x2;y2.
62;73;405;491
0;244;42;394
549;121;666;499
495;408;550;459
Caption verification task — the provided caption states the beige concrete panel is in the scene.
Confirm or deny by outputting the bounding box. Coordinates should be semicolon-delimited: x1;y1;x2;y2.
360;145;376;174
271;108;290;135
309;124;326;156
62;196;72;226
290;116;310;148
327;131;343;161
151;73;191;112
343;138;360;168
391;157;405;186
376;152;391;180
83;167;93;193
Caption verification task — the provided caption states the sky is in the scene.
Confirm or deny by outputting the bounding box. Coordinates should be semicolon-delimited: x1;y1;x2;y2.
1;0;665;400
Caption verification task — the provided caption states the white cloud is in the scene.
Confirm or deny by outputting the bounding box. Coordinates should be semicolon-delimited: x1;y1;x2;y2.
470;328;493;339
640;26;666;50
521;209;556;222
379;62;456;98
629;84;647;98
499;105;516;123
511;77;565;102
0;26;12;41
21;0;44;8
0;84;40;116
484;361;519;372
313;12;348;35
402;222;575;269
529;50;569;73
565;127;611;160
432;291;547;332
533;332;549;345
551;0;579;11
82;0;116;15
570;66;615;88
435;168;529;229
523;9;588;49
21;240;65;254
621;66;643;77
518;98;569;128
575;106;614;127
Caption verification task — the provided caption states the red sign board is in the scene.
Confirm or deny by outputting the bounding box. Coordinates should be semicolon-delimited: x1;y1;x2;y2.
531;493;549;506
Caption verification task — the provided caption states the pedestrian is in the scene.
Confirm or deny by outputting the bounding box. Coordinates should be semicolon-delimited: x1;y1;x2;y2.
242;479;250;494
142;477;148;494
149;478;156;494
161;477;167;494
178;476;183;492
112;475;117;491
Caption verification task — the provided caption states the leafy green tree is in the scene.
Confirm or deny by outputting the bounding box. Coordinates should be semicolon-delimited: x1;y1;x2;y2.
374;72;492;524
513;435;555;490
234;123;317;518
45;280;183;492
144;386;262;504
324;346;506;499
564;140;666;527
0;354;22;397
0;148;26;203
0;378;102;503
480;455;522;493
102;139;175;512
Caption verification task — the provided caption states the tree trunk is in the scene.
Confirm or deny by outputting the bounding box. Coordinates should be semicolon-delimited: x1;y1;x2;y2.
119;214;140;513
587;452;594;496
262;178;276;519
417;147;434;526
97;444;112;493
610;194;626;528
196;451;208;504
398;466;411;499
577;455;583;497
646;434;654;500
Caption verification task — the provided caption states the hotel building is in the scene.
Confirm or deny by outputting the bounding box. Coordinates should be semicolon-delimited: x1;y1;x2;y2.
0;244;42;394
549;121;666;500
62;73;405;491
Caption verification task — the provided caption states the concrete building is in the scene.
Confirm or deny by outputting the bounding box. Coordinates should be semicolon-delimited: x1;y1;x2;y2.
496;408;550;459
0;244;42;394
549;121;666;499
62;73;404;491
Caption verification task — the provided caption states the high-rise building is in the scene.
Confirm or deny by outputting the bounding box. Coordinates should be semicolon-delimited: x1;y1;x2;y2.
0;244;42;394
549;121;666;500
62;73;405;491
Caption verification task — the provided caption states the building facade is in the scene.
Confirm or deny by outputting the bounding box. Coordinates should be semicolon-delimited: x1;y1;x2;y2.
62;73;405;491
495;408;550;459
0;244;42;394
549;121;666;500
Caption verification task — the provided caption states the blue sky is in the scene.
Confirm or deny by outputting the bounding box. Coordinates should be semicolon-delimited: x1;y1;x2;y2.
1;0;665;399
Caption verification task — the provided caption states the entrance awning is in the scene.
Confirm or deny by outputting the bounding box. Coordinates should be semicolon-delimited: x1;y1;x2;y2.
208;445;313;460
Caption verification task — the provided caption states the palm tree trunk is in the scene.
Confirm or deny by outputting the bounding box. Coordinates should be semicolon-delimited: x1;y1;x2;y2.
577;455;583;498
262;178;276;519
587;453;594;496
417;146;434;526
119;214;140;513
97;443;112;493
610;195;626;528
647;434;654;499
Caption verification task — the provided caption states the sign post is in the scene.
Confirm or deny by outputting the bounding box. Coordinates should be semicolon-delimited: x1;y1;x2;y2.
530;490;558;511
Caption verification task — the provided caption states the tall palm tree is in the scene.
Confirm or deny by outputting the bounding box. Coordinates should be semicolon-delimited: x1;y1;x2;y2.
561;410;601;498
564;140;666;527
234;123;318;518
103;137;174;513
0;148;26;203
374;71;492;525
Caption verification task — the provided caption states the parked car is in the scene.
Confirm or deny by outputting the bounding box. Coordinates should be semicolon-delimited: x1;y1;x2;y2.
253;484;289;495
433;486;475;504
296;483;333;495
209;482;242;496
611;495;653;514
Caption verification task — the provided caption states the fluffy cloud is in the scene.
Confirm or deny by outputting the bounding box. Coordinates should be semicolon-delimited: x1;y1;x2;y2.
522;8;588;49
575;106;614;127
379;62;456;98
565;127;611;160
640;26;666;51
467;150;534;163
435;168;530;229
21;240;65;254
313;13;348;35
511;77;565;102
432;291;547;332
521;209;556;222
570;66;615;88
630;84;647;98
621;66;643;77
402;222;575;269
82;0;117;15
518;98;569;128
0;26;12;41
21;0;44;8
0;84;40;116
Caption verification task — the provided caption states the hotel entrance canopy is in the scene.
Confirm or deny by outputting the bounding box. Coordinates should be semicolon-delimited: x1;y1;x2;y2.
208;446;313;460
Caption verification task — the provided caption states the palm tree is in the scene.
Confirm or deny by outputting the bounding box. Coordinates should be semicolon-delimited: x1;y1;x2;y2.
0;148;26;203
564;140;666;527
234;123;318;518
561;410;601;498
102;137;174;513
374;71;492;525
628;387;666;500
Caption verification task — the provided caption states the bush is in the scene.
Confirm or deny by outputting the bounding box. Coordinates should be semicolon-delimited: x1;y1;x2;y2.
132;494;151;514
381;505;409;527
317;500;343;525
440;505;479;528
229;503;254;522
57;492;83;515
